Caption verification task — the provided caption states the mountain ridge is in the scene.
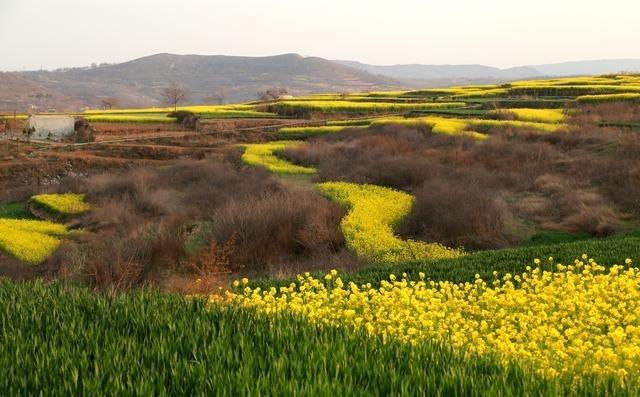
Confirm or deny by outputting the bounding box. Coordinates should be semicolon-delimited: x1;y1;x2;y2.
2;54;640;111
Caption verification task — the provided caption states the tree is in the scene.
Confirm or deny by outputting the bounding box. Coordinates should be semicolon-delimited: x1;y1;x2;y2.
205;87;229;105
160;82;188;111
257;87;289;102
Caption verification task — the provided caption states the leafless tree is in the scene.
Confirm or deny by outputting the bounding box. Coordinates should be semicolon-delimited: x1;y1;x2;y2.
100;98;119;110
205;87;229;105
257;87;289;102
160;82;188;111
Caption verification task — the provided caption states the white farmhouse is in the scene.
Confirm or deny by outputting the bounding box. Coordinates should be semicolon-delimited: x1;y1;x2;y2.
27;115;75;140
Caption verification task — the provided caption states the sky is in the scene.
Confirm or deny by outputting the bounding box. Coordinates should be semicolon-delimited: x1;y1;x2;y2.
1;0;639;71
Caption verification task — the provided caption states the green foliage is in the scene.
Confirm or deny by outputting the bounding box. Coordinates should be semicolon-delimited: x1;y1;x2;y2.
251;236;640;290
0;203;35;220
331;237;640;287
275;125;353;139
3;280;628;396
325;119;373;126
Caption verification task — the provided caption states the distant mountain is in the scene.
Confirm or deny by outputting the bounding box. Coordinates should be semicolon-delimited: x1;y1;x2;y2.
4;54;640;111
15;54;405;109
334;60;541;81
335;59;640;82
530;59;640;76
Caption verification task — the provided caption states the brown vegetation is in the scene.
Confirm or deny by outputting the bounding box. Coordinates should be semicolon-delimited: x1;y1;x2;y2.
282;108;640;249
47;156;346;291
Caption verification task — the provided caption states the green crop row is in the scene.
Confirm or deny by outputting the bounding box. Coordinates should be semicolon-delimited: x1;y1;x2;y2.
275;125;365;139
251;236;640;291
2;280;628;396
577;93;640;104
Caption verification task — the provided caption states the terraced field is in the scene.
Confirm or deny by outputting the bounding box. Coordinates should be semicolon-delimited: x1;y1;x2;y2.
3;74;640;395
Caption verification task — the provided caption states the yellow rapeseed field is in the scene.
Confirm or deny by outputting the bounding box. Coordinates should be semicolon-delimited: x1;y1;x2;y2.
372;116;566;136
225;256;640;385
239;141;316;175
489;108;566;123
0;219;69;263
32;193;91;216
318;182;463;263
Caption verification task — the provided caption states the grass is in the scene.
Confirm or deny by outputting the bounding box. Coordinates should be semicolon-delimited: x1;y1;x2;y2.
409;108;488;117
600;121;640;130
31;193;90;217
250;235;640;290
0;203;35;220
325;119;373;126
2;279;628;396
239;141;316;175
318;182;463;264
275;125;363;139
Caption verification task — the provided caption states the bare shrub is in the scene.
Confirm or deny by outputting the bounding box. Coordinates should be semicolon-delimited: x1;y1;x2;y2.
208;184;345;275
184;236;235;294
287;121;639;248
47;157;348;288
400;174;511;250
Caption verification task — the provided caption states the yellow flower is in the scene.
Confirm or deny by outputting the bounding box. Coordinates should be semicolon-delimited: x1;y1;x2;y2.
222;255;640;384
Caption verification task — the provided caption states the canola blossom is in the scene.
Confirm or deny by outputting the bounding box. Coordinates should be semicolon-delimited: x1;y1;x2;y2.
372;116;565;136
271;101;466;114
489;108;566;123
225;257;640;385
239;141;316;175
577;93;640;104
83;114;176;124
318;182;462;263
0;219;70;263
31;193;91;216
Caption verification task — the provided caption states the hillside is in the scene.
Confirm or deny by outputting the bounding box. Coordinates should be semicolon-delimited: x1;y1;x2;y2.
7;54;640;112
335;60;540;81
0;72;82;112
17;54;406;109
336;58;640;82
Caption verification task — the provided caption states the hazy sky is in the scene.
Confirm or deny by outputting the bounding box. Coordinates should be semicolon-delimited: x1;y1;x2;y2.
1;0;639;71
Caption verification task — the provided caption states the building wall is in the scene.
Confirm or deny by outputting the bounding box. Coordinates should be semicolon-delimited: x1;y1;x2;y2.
28;116;75;140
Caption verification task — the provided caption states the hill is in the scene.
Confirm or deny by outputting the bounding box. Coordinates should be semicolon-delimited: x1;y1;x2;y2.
7;54;640;111
0;72;82;112
335;60;540;81
335;58;640;82
16;54;405;109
